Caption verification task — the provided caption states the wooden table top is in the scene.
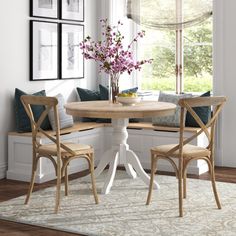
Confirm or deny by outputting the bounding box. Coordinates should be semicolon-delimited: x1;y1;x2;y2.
64;101;176;119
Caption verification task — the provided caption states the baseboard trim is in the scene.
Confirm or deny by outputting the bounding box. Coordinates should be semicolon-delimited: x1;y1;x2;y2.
215;148;223;166
7;163;89;184
0;163;7;179
140;161;209;175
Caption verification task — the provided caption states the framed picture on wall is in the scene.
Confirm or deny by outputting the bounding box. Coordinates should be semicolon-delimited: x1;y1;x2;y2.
61;0;84;21
30;21;59;81
30;0;58;19
60;23;84;79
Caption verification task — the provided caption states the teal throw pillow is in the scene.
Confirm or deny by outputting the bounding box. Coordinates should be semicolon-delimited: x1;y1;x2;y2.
99;84;109;100
185;91;211;127
14;88;51;132
76;87;102;122
76;87;100;101
152;92;192;127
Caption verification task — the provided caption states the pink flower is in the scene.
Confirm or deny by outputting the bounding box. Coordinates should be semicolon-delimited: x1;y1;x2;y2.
80;19;152;76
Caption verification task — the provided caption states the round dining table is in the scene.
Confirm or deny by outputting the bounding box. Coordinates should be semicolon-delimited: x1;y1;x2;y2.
64;100;176;194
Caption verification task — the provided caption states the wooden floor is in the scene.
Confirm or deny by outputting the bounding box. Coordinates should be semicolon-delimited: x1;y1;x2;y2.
0;167;236;236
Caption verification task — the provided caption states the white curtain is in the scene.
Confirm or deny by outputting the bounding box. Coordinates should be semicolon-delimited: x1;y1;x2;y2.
127;0;212;30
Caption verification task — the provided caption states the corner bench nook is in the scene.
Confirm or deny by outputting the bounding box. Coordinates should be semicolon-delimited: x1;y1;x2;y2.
7;122;208;183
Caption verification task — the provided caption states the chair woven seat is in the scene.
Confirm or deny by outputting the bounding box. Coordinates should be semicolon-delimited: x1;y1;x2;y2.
151;144;211;158
38;143;93;157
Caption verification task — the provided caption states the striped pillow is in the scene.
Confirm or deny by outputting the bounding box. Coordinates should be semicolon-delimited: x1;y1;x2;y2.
152;92;192;127
48;94;74;130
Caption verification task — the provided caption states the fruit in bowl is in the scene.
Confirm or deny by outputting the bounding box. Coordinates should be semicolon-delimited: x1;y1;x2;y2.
116;92;141;106
117;92;138;98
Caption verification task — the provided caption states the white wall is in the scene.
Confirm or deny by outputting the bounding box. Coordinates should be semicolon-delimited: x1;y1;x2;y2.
0;0;99;179
213;0;236;167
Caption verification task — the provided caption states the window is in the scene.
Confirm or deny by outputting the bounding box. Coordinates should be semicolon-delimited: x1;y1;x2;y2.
139;27;176;92
129;0;213;93
183;19;212;93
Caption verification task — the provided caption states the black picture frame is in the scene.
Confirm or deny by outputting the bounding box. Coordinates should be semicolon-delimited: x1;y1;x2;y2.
60;23;84;80
30;20;59;81
61;0;84;22
30;0;58;19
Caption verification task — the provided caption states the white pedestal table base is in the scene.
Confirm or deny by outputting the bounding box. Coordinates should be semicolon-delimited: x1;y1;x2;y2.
83;118;160;194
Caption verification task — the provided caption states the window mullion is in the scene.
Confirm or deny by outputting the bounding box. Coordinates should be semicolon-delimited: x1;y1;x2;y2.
179;28;183;93
176;0;184;94
175;29;180;94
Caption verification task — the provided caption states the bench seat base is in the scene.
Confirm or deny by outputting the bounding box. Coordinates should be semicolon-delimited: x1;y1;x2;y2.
7;122;209;183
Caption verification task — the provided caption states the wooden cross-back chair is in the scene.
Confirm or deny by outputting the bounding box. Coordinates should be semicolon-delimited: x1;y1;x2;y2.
146;96;226;217
20;95;99;213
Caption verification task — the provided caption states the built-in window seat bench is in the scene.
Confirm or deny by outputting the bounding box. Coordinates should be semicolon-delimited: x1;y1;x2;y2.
7;122;209;183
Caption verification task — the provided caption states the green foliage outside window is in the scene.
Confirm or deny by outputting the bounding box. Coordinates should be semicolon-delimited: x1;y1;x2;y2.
140;19;213;92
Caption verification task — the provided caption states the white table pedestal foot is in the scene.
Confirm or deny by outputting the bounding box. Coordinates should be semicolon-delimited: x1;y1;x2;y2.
126;150;159;189
82;118;159;194
124;163;137;179
101;152;119;194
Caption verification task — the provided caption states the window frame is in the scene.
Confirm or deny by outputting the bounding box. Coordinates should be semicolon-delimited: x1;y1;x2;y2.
133;0;213;94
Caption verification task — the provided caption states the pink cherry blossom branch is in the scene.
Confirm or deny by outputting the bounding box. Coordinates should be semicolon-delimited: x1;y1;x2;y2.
79;19;153;76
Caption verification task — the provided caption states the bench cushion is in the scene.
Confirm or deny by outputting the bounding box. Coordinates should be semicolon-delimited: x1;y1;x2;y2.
8;122;200;138
8;122;105;138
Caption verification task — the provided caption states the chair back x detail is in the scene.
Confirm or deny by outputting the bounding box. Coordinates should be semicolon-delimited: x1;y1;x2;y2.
21;95;77;157
168;96;226;158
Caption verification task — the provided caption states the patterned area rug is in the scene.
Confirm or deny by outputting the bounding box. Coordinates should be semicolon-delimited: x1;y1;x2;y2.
0;171;236;236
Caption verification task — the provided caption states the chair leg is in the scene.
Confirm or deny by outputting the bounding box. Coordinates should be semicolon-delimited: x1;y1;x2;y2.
55;157;61;214
183;165;187;199
208;162;221;209
178;162;183;217
64;165;69;196
89;154;99;204
25;154;38;205
146;154;157;205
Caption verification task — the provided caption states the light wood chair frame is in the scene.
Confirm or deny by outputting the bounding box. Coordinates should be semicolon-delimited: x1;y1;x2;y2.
20;95;99;213
146;96;226;217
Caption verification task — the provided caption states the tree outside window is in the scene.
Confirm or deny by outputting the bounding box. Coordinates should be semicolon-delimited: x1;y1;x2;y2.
128;0;213;93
